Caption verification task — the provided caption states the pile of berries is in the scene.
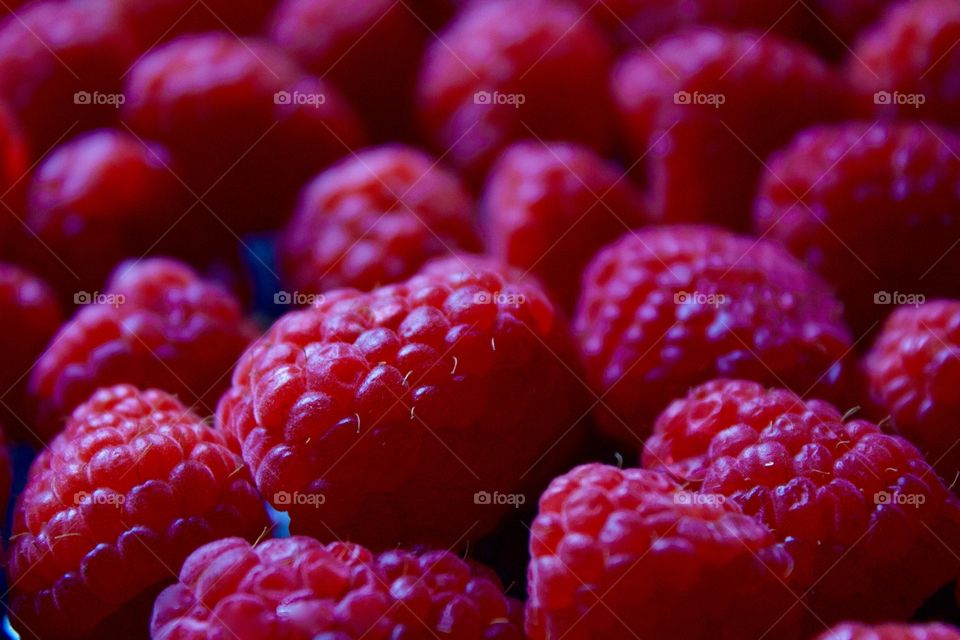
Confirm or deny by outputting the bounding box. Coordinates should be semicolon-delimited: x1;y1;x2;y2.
0;0;958;638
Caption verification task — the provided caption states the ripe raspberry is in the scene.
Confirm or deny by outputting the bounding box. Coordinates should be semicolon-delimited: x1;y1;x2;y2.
219;255;587;549
481;141;647;311
417;0;614;178
612;29;852;230
574;225;855;448
278;145;480;295
8;385;268;639
643;379;960;627
29;258;257;442
151;535;525;639
123;33;365;234
753;122;960;334
117;0;273;44
848;0;960;127
0;0;138;155
0;101;28;251
864;300;960;488
816;622;960;640
526;463;800;639
269;0;426;140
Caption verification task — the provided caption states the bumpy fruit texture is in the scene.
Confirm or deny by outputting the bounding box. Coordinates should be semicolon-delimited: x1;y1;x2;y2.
151;535;525;639
219;255;587;549
612;29;852;230
644;379;960;628
526;463;801;640
574;225;855;448
29;258;257;442
417;0;614;178
865;300;960;489
116;0;273;44
816;622;960;640
8;385;269;639
481;141;647;311
279;144;480;295
753;122;960;334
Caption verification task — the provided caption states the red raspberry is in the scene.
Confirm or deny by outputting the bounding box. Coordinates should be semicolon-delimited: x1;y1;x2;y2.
29;258;257;442
0;262;62;439
574;225;855;448
752;122;960;334
643;379;960;628
219;255;587;549
0;101;28;250
816;623;960;640
278;145;480;295
417;0;614;178
269;0;426;140
864;300;960;488
123;33;365;234
7;385;269;640
481;141;647;311
151;535;525;639
526;463;800;639
612;29;852;230
848;0;960;127
0;0;138;155
117;0;273;44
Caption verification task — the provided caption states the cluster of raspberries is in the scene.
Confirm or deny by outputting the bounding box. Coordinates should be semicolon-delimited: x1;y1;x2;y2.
0;0;959;639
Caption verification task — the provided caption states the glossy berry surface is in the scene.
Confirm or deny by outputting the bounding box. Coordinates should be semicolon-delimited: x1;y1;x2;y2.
816;622;960;640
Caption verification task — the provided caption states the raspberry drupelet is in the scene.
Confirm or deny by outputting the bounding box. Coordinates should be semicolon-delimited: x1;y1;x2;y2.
7;385;269;640
151;535;525;639
816;622;960;640
116;0;274;44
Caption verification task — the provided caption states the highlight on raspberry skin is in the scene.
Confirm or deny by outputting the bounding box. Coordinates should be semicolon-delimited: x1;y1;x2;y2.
816;622;960;640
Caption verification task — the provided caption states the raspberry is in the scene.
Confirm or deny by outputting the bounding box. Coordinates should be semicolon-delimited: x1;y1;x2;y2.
816;623;960;640
29;258;257;442
7;385;269;639
612;29;851;230
151;535;525;639
0;101;28;250
848;0;960;127
752;122;960;334
123;33;365;234
864;300;960;488
219;255;587;549
278;145;480;295
417;0;614;178
481;141;647;311
643;379;960;627
269;0;426;140
0;0;138;155
525;463;800;639
117;0;273;44
574;225;855;448
0;262;62;439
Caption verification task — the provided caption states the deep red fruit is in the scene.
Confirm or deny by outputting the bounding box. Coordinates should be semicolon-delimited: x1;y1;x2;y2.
481;141;647;311
848;0;960;127
643;379;960;628
864;300;960;488
8;385;269;640
152;535;525;639
526;463;800;640
612;29;852;230
123;33;365;234
278;145;480;295
0;0;138;155
29;258;257;442
0;101;28;251
753;122;960;334
219;255;586;549
817;622;960;640
417;0;614;178
574;225;855;448
269;0;426;140
116;0;273;44
0;419;12;523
